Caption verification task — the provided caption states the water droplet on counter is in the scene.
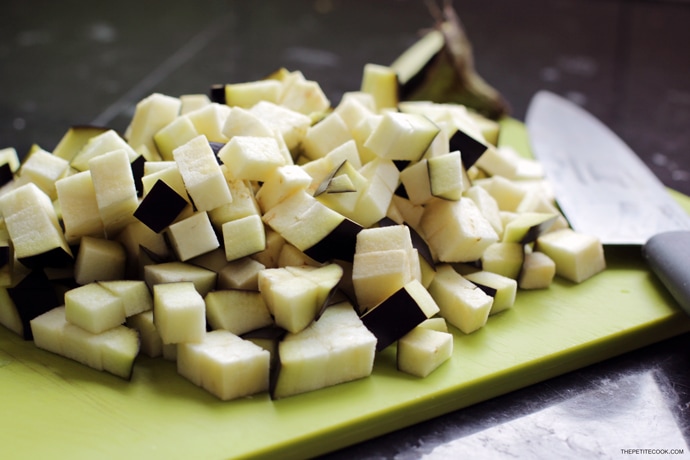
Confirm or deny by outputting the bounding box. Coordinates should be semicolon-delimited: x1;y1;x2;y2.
86;22;117;43
671;170;689;182
12;118;26;131
540;67;560;82
652;152;669;167
564;92;587;106
557;55;598;78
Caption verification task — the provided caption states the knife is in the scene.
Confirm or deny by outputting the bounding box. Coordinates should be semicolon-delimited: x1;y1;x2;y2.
525;90;690;316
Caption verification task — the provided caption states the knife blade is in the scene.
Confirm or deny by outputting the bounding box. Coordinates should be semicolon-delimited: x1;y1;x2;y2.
525;90;690;315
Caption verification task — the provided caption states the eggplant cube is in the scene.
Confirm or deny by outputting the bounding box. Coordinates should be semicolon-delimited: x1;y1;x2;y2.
208;177;261;227
352;249;414;313
95;325;140;379
0;183;73;269
167;211;220;262
205;290;273;335
2;269;62;339
519;251;556;290
179;93;210;115
536;228;606;283
134;179;189;233
301;113;352;161
464;185;503;237
463;270;518;315
0;162;13;188
153;281;206;345
333;92;376;132
99;280;153;317
428;264;493;334
126;310;163;358
89;148;140;236
127;93;181;159
56;171;105;244
285;263;343;313
64;282;126;335
74;236;127;285
480;242;524;280
255;164;312;212
187;103;231;144
217;257;265;291
363;111;439;161
177;330;270;401
272;302;376;399
258;263;343;333
280;77;330;116
224;80;282;108
421;197;499;263
32;306;139;380
19;149;70;200
140;163;189;200
474;145;520;179
71;129;139;172
448;126;490;169
248;101;311;151
258;268;320;334
262;190;347;258
29;306;67;355
218;136;287;183
221;106;275;140
153;115;199;161
144;261;217;297
361;279;440;351
399;159;433;205
482;175;528;212
173;135;232;212
352;224;421;312
221;214;266;262
51;126;108;161
502;212;558;245
360;63;399;111
427;150;464;201
397;327;453;378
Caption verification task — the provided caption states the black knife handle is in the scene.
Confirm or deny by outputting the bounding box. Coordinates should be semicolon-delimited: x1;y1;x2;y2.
642;230;690;317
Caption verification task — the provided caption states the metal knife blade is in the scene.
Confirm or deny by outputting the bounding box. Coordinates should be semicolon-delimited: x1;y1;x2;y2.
525;90;690;315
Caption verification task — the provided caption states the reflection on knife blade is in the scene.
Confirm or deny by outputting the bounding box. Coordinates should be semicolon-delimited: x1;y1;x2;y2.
525;91;690;245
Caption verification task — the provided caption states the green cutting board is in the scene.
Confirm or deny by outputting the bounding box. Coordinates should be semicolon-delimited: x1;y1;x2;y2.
2;119;689;460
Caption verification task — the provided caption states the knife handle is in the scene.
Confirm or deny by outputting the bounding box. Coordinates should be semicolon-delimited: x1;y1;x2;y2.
642;230;690;317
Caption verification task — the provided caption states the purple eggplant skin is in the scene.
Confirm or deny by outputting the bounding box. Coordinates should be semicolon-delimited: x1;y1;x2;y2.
133;179;188;234
377;217;436;271
0;163;13;188
360;286;428;352
304;218;362;264
520;215;558;245
209;84;226;104
130;155;146;198
18;247;74;271
449;129;487;168
7;269;62;340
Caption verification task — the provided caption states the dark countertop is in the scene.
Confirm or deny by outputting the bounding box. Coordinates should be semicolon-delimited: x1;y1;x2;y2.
2;0;689;457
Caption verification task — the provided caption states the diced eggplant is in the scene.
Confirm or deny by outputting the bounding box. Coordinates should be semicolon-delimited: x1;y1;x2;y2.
6;269;62;339
303;217;362;263
209;84;226;104
449;128;489;168
130;155;146;197
360;279;439;351
0;163;13;188
133;179;189;234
